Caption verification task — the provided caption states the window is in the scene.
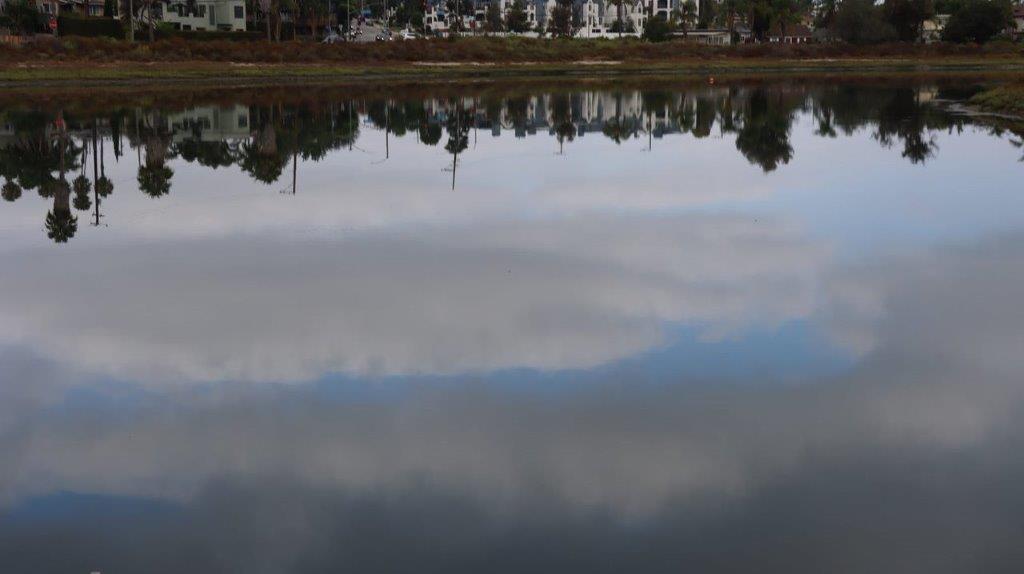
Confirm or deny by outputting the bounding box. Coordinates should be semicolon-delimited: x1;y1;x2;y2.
199;5;206;16
238;115;248;128
234;5;243;18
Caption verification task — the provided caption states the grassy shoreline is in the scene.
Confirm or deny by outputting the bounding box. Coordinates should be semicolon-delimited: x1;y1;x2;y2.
969;84;1024;115
2;36;1023;84
4;56;1024;85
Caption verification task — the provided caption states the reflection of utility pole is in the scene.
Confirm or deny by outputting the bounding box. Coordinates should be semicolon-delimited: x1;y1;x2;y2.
451;105;460;190
92;121;101;226
292;148;297;194
648;111;652;151
385;101;390;159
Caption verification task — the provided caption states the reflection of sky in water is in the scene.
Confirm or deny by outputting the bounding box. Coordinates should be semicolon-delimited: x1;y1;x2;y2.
2;82;1024;572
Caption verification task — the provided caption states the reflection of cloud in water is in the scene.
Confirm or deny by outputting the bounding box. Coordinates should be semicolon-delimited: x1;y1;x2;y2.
71;147;775;242
2;234;1024;573
0;214;825;383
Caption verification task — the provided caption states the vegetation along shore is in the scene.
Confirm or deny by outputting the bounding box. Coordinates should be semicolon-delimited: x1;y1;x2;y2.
3;39;1024;84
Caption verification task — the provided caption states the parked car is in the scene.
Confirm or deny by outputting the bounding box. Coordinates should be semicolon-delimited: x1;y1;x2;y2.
398;29;418;40
322;31;344;44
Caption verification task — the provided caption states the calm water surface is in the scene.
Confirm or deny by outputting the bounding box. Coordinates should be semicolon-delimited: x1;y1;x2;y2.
2;79;1024;572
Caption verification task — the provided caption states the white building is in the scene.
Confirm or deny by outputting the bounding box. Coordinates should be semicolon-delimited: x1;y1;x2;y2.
166;105;251;142
152;0;246;31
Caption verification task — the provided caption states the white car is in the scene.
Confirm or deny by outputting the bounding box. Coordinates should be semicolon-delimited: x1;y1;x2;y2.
398;30;418;40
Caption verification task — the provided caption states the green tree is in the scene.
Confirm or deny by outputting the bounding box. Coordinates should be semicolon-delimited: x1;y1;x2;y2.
834;0;895;43
883;0;935;41
505;0;529;32
814;0;837;28
643;13;674;41
609;0;625;35
0;0;44;34
674;0;697;36
770;0;806;39
942;0;1012;42
485;1;504;31
698;0;717;28
547;0;573;36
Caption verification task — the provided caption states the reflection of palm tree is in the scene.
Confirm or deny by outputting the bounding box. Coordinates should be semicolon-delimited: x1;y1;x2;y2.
45;179;77;243
444;102;470;190
138;135;174;198
734;89;795;173
238;106;288;184
46;127;78;244
138;163;173;197
97;132;114;198
602;116;636;144
96;176;114;197
419;122;443;146
72;174;92;211
2;180;21;202
550;94;576;154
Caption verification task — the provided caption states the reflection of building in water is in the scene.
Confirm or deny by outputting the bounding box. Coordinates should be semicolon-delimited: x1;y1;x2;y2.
420;89;729;140
166;106;251;142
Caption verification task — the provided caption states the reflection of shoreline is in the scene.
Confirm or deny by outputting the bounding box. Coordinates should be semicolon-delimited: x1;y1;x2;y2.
3;83;1018;247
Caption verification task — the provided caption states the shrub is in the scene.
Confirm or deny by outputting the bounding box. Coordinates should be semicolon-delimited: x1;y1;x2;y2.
155;28;265;42
57;15;124;38
1;0;45;35
642;15;674;42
